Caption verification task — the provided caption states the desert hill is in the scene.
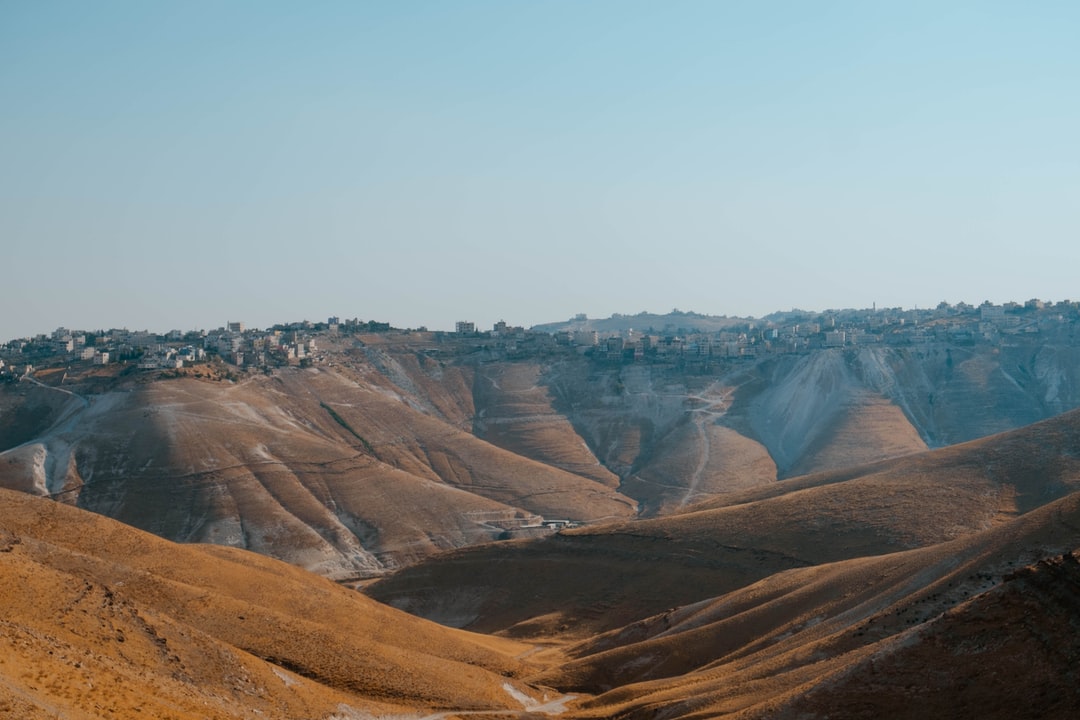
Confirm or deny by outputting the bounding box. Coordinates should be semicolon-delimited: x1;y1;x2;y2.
547;491;1080;719
778;549;1080;720
5;465;1079;719
499;341;1080;508
0;487;569;719
0;361;636;579
4;329;1080;718
4;330;1080;583
365;407;1080;637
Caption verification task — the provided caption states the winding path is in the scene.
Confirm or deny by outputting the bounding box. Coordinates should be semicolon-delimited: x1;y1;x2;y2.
415;686;578;719
21;372;90;408
678;380;742;508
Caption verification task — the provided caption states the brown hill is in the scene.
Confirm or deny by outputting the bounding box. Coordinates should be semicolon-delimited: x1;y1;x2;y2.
724;344;1080;476
545;490;1080;719
366;407;1080;638
540;362;780;514
471;360;622;487
0;365;636;579
0;488;565;719
5;334;1080;587
616;379;779;515
6;433;1080;720
5;341;1080;720
778;550;1080;719
690;399;1080;516
293;364;631;519
720;349;931;477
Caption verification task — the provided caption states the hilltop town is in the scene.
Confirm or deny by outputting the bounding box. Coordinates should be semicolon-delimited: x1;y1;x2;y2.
2;299;1077;380
5;299;1080;720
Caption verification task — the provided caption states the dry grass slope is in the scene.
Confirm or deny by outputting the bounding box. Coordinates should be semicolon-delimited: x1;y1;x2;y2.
0;489;561;719
546;491;1080;719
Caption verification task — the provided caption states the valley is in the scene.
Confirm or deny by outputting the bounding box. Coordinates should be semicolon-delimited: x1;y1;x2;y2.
2;308;1080;718
8;0;1079;714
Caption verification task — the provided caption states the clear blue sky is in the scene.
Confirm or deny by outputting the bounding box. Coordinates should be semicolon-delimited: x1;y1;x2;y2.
2;1;1078;339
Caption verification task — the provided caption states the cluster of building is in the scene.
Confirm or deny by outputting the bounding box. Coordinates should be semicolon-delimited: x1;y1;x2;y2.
0;320;328;379
136;345;206;370
1;327;132;378
3;299;1078;380
200;321;323;368
448;299;1080;365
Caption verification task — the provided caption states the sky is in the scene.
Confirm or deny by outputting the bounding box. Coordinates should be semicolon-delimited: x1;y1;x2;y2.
2;1;1078;339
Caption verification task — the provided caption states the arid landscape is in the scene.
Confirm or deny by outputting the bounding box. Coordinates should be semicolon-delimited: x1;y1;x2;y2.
7;0;1080;715
3;315;1080;718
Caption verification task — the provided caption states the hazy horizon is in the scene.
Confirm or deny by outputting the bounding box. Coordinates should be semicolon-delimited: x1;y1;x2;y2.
3;2;1078;341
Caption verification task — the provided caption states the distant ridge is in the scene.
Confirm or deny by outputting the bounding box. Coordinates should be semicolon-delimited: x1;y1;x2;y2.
531;310;748;334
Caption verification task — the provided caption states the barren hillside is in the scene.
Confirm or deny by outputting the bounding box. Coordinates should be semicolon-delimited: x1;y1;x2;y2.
366;408;1080;637
0;488;564;719
0;362;636;579
4;340;1080;719
550;492;1080;720
4;332;1080;584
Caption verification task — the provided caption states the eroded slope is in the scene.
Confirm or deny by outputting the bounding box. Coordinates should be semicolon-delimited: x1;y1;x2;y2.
366;408;1080;637
0;365;635;579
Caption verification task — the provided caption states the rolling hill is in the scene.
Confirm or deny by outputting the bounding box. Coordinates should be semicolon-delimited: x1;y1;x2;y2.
0;359;637;579
0;487;569;719
5;330;1080;582
548;492;1080;719
3;329;1080;719
365;407;1080;637
6;422;1078;719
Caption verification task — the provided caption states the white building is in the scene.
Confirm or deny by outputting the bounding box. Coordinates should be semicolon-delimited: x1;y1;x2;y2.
572;330;598;346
